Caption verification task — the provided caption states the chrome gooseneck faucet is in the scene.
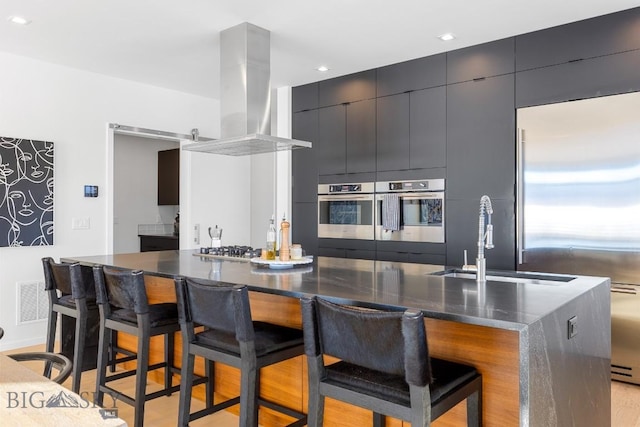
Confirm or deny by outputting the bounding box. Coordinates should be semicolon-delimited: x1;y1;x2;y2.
476;195;494;282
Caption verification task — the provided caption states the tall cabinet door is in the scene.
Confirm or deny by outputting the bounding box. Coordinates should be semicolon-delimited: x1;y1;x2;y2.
346;99;376;174
410;86;446;169
292;109;318;203
318;105;346;175
376;93;409;172
446;74;515;200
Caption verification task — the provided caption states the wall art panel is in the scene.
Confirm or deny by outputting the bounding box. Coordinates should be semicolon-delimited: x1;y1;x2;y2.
0;137;54;246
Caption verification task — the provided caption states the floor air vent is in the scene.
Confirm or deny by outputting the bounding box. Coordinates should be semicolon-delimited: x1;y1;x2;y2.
17;281;48;324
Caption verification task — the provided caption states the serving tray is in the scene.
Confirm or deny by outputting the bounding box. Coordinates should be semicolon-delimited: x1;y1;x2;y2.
250;256;313;269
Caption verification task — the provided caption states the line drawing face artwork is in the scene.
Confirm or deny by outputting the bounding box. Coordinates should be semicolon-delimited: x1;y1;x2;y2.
0;137;54;247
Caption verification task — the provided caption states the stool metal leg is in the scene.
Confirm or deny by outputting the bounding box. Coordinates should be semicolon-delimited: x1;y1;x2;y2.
373;413;385;427
44;309;57;378
205;359;214;408
177;350;195;427
307;354;325;427
133;324;151;427
94;322;110;406
164;331;174;396
239;356;259;427
71;308;87;393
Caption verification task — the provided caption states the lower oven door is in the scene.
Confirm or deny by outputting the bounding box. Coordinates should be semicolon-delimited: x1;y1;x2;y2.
318;194;375;240
611;283;640;384
375;192;445;242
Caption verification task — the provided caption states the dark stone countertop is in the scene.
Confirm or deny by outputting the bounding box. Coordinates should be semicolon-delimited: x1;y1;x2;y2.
62;250;609;331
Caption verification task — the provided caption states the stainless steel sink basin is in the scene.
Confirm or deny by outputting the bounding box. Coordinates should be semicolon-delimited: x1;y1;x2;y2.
431;269;576;285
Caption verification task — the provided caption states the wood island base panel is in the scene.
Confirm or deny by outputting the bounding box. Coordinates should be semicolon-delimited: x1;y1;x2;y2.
63;250;612;426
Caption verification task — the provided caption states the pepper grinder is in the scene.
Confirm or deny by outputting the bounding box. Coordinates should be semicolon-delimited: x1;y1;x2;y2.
279;216;290;261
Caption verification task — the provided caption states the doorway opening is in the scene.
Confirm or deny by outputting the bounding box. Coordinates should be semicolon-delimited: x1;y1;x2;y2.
107;124;195;254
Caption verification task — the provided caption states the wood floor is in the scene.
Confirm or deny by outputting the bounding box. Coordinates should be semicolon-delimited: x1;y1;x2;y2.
3;344;639;426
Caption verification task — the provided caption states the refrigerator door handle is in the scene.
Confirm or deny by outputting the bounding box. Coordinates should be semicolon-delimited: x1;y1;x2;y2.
517;128;525;265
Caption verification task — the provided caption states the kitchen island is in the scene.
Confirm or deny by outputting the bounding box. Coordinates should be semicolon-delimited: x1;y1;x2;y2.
63;250;611;427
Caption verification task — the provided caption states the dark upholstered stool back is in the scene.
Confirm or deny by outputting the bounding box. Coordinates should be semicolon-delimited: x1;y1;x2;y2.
94;266;148;314
44;257;95;301
307;297;431;386
178;278;253;341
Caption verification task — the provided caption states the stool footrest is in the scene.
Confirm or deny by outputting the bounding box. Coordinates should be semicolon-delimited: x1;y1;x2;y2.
189;396;241;422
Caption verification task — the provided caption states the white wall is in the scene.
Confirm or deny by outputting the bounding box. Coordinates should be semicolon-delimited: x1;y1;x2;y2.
114;135;179;253
0;51;254;350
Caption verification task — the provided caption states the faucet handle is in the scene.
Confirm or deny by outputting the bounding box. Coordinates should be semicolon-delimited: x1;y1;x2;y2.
462;249;477;271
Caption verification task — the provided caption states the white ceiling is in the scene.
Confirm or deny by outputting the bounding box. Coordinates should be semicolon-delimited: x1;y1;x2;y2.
1;1;638;99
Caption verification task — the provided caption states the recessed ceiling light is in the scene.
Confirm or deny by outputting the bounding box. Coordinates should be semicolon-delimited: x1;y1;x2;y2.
8;15;31;25
438;33;455;41
316;66;330;72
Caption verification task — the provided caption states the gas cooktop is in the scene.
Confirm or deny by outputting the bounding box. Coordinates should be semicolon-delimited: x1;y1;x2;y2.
198;245;261;260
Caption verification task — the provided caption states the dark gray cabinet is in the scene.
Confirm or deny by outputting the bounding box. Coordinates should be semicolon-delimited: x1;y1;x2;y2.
376;53;446;97
447;37;515;84
292;109;318;203
317;99;376;175
376;86;446;171
318;70;376;107
446;74;515;200
318;105;346;175
515;8;640;71
157;148;179;205
410;87;446;169
376;93;409;171
346;99;376;173
140;235;179;252
516;48;640;108
292;82;319;112
292;202;318;256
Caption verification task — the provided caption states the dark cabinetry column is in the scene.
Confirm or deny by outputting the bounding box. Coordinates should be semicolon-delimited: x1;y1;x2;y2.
292;110;318;203
446;74;515;200
446;74;515;270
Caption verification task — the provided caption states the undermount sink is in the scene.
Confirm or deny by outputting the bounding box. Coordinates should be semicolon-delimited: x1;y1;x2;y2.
431;269;576;285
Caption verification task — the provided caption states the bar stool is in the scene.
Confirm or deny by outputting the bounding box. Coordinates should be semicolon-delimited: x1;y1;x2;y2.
300;296;483;427
93;265;191;427
42;257;97;393
174;276;308;427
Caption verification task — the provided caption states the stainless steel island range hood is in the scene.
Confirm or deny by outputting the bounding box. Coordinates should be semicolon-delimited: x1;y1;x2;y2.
183;23;311;156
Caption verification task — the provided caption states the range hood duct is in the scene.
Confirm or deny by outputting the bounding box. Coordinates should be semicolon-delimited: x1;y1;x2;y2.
183;22;311;156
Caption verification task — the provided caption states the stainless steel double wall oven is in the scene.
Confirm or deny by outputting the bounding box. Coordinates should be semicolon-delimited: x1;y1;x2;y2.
317;182;375;240
317;179;445;243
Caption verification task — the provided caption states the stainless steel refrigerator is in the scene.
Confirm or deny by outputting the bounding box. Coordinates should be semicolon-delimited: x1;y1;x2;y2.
517;91;640;385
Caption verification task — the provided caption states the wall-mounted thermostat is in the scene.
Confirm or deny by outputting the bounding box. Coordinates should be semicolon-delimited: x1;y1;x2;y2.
84;185;98;197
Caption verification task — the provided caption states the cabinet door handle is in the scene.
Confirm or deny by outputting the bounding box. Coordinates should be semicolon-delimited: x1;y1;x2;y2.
517;128;525;265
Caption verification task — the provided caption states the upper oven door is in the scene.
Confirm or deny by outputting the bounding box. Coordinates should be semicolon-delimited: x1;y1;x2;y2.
318;193;375;240
375;191;445;242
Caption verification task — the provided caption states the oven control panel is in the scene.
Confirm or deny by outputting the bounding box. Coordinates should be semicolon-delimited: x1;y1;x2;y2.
377;179;445;193
318;182;375;194
329;184;361;193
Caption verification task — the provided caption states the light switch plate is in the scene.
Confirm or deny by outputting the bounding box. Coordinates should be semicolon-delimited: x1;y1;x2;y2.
193;224;200;245
72;217;90;230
